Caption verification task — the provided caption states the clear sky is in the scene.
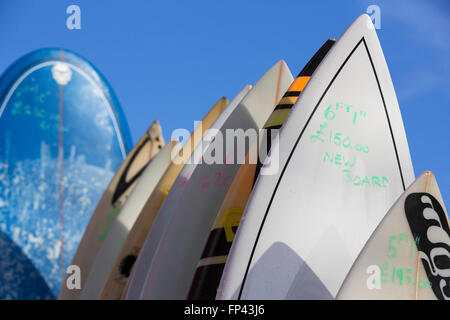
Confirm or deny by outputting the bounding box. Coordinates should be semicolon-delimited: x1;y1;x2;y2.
1;0;449;203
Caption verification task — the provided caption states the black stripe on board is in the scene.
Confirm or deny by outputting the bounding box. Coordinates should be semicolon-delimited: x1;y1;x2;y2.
112;135;151;204
283;91;302;97
274;103;295;110
361;39;405;190
297;39;336;77
264;124;283;131
188;264;226;300
200;228;234;259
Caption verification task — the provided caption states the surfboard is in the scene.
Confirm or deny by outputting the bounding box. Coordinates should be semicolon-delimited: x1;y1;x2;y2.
59;120;163;300
188;39;335;300
217;14;415;300
337;171;449;300
101;94;243;300
0;48;132;299
121;96;232;300
138;61;293;300
80;139;178;299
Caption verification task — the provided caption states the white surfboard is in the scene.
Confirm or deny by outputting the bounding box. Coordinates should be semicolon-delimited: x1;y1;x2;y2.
138;61;293;300
59;121;164;300
123;89;250;299
80;140;178;299
337;171;450;300
217;14;415;300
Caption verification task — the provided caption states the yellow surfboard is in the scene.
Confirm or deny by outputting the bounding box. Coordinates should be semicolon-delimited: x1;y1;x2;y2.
59;120;164;300
99;96;230;299
188;39;335;299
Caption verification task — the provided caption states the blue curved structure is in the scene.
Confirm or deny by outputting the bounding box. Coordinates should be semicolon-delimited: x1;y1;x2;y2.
0;48;132;299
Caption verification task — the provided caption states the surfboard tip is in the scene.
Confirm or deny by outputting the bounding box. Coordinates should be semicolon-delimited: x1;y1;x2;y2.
218;96;229;105
147;119;162;133
421;170;435;194
277;59;288;68
423;170;434;177
357;14;375;31
147;120;164;145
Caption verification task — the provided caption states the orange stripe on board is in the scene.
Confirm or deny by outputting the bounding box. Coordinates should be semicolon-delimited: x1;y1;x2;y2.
289;76;310;92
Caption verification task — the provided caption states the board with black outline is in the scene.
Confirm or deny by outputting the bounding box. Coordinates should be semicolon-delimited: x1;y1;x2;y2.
217;14;415;300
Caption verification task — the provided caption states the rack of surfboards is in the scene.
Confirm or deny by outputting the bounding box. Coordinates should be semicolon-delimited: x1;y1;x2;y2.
63;14;449;300
82;13;447;300
1;13;447;300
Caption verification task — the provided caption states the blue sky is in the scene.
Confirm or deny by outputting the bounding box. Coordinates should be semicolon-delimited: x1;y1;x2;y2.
1;0;449;202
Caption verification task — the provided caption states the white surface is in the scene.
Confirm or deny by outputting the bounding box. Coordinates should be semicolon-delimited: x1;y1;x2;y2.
217;14;415;300
80;141;176;299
